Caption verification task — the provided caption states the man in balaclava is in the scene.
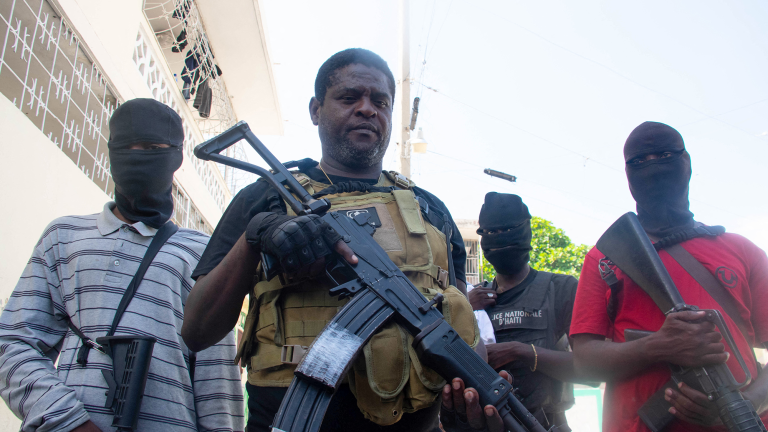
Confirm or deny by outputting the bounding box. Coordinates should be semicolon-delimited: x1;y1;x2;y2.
0;98;244;432
107;98;184;227
463;192;579;430
570;122;768;432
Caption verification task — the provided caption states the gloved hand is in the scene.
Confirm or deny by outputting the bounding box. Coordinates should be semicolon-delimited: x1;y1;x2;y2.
246;212;343;275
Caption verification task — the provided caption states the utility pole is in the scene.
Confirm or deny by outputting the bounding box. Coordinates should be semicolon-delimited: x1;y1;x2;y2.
397;0;411;178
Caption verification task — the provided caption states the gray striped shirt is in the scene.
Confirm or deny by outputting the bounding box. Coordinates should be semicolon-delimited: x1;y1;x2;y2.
0;202;244;432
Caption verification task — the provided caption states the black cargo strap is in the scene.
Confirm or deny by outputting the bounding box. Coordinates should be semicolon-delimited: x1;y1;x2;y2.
652;225;725;251
601;224;725;323
67;221;178;366
312;182;394;198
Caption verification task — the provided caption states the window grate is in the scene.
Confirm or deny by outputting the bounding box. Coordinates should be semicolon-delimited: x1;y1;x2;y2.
0;0;119;197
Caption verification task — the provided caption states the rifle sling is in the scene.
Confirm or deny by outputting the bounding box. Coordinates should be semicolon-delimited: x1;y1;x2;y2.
68;221;178;366
664;244;759;366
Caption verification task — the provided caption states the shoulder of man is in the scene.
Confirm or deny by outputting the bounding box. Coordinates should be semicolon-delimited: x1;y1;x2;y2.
35;212;101;247
169;227;211;262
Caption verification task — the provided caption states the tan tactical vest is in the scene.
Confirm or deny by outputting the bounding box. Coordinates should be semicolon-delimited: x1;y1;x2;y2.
235;171;479;426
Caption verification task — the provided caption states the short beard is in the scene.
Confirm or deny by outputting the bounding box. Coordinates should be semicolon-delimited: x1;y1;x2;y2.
320;128;390;170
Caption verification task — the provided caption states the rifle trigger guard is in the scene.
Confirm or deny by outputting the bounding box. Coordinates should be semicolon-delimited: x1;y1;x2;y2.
418;293;444;314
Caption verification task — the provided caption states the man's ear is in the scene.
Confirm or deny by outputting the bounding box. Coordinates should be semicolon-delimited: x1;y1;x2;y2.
309;97;321;126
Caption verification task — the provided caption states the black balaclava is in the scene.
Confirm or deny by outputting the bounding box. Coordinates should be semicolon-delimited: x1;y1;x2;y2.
108;98;184;228
624;121;694;238
477;192;533;275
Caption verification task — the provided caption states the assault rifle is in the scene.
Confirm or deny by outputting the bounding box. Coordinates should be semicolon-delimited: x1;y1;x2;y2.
596;212;766;432
195;121;564;432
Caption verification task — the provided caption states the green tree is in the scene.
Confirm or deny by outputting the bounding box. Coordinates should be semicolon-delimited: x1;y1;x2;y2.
480;216;591;281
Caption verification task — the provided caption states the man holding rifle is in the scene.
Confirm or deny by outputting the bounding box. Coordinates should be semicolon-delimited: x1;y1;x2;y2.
182;48;477;432
0;99;243;431
570;121;768;431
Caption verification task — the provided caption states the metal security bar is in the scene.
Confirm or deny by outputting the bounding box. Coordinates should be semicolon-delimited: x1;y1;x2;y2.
143;0;235;136
171;182;212;234
464;239;481;285
0;0;119;196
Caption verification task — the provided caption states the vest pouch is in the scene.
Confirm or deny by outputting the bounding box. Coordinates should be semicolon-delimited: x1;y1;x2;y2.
250;277;286;374
235;292;259;368
405;285;480;395
349;323;410;425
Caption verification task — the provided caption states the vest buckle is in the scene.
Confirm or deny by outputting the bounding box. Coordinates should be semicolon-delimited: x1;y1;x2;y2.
280;344;309;365
393;173;410;189
436;267;449;288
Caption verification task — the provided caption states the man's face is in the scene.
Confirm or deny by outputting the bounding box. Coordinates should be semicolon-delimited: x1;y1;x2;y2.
311;64;393;170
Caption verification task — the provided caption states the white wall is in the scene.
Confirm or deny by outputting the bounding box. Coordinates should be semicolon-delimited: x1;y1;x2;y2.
0;90;109;430
0;94;110;301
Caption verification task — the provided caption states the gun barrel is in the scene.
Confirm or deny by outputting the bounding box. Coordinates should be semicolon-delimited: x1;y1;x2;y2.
596;212;685;313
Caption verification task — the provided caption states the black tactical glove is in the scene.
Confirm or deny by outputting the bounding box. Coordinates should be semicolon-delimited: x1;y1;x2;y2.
245;212;343;274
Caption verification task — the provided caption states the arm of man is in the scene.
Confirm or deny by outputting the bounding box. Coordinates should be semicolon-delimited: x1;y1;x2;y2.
192;330;245;431
664;237;768;425
487;342;576;382
182;183;357;351
0;227;93;431
486;275;580;383
571;249;727;382
573;311;728;382
183;235;259;352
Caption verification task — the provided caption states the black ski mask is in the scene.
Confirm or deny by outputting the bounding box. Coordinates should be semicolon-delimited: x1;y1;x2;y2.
108;98;184;228
477;193;533;275
624;121;694;238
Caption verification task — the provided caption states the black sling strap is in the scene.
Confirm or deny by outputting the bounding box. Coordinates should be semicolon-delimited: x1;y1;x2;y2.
68;221;178;365
665;243;760;368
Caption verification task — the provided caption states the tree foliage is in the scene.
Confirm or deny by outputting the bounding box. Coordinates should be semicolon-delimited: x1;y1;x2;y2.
480;216;591;281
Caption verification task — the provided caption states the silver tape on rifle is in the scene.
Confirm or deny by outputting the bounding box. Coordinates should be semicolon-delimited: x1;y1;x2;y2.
295;323;363;387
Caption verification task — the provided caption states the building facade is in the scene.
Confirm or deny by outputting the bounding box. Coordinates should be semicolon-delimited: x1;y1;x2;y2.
0;0;281;427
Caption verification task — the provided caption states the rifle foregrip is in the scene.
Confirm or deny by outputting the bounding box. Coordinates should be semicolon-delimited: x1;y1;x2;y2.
414;320;547;432
716;392;768;432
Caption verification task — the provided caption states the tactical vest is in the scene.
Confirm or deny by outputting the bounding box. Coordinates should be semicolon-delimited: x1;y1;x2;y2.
485;271;574;420
235;171;479;426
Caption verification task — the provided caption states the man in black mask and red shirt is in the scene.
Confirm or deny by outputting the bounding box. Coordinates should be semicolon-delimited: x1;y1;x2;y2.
466;192;579;430
570;121;768;432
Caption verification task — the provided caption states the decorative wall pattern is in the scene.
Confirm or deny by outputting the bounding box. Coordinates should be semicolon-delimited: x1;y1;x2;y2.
0;0;216;234
0;0;118;196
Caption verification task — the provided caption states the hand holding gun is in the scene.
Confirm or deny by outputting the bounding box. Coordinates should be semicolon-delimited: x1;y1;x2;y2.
597;213;766;432
194;122;565;432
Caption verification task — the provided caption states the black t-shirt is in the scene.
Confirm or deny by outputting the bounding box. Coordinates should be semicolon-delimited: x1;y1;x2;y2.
487;268;578;344
192;159;466;283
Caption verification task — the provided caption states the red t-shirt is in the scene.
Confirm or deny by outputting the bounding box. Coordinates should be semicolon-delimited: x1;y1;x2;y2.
570;232;768;432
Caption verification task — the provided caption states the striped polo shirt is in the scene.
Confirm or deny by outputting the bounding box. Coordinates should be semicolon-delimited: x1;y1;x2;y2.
0;202;244;432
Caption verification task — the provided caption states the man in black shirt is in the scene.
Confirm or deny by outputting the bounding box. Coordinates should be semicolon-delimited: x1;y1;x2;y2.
468;193;578;430
181;48;471;432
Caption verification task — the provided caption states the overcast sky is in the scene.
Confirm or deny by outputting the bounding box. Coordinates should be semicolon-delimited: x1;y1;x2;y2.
248;0;768;250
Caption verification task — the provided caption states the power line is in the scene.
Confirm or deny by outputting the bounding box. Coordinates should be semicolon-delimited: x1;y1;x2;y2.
425;0;454;61
426;149;627;215
417;82;623;174
475;5;768;145
677;97;768;128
